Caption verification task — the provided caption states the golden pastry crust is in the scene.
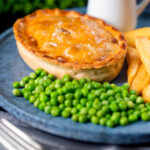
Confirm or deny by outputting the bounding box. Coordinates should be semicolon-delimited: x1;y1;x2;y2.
13;9;126;71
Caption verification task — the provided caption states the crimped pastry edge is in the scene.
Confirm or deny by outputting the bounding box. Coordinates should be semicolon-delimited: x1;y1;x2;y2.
17;41;125;82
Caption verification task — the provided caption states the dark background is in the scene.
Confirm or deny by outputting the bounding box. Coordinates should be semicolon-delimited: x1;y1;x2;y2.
0;0;87;33
0;0;150;34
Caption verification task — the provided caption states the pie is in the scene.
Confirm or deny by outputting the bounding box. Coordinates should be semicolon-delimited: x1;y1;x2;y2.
13;9;126;81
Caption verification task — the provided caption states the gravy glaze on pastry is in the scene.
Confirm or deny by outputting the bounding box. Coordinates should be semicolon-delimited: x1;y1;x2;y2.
13;9;126;81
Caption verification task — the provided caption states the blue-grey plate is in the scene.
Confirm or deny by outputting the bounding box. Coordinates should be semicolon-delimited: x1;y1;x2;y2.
1;27;150;144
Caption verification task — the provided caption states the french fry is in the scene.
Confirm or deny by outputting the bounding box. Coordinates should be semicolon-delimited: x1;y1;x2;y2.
142;84;150;103
131;64;150;94
124;27;150;47
126;46;141;84
135;36;150;76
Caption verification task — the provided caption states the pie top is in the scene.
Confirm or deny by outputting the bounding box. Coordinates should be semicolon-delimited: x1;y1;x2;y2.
13;9;126;70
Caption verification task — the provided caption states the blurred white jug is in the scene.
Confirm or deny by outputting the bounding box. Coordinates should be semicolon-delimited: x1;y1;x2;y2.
87;0;150;31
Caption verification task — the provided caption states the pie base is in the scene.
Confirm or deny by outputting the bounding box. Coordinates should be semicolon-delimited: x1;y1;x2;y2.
17;41;124;81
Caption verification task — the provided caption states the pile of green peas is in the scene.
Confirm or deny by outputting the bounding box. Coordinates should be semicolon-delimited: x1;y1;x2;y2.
12;68;150;127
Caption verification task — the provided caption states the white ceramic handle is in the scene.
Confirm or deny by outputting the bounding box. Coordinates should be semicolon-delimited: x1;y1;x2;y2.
137;0;150;16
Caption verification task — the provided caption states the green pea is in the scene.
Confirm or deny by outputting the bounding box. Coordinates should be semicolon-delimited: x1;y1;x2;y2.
77;104;83;110
43;79;51;88
55;79;64;85
106;120;114;128
62;86;70;93
103;82;111;89
71;108;78;115
58;95;64;103
115;93;122;99
50;91;58;99
51;107;60;116
141;112;150;121
121;111;127;117
65;99;72;107
122;83;130;90
74;90;82;99
35;68;43;75
111;113;120;124
35;85;44;93
130;89;137;95
91;116;99;124
127;101;135;109
65;93;74;100
57;88;64;95
109;103;118;112
45;87;52;95
99;117;107;126
94;89;102;96
38;102;46;111
48;74;55;80
114;87;122;93
136;96;144;104
51;98;58;106
127;109;134;115
102;106;109;113
129;94;137;102
44;106;51;114
84;82;93;90
86;101;93;108
93;100;101;110
12;89;22;97
72;114;78;122
79;115;87;123
26;83;35;91
79;78;86;85
20;80;26;87
40;92;49;102
96;110;105;118
100;93;107;100
88;108;96;116
107;90;115;96
21;89;25;95
108;96;114;103
59;104;65;111
101;100;109;106
122;90;128;98
81;88;89;97
72;99;79;106
29;72;37;79
133;111;140;118
33;99;40;108
40;70;48;77
13;81;20;88
92;81;101;89
80;108;88;115
61;110;71;118
118;101;127;111
46;101;51;106
22;76;30;83
120;116;128;126
24;91;32;99
128;114;138;122
29;95;36;103
29;80;35;84
111;83;117;89
88;93;96;101
62;74;71;82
